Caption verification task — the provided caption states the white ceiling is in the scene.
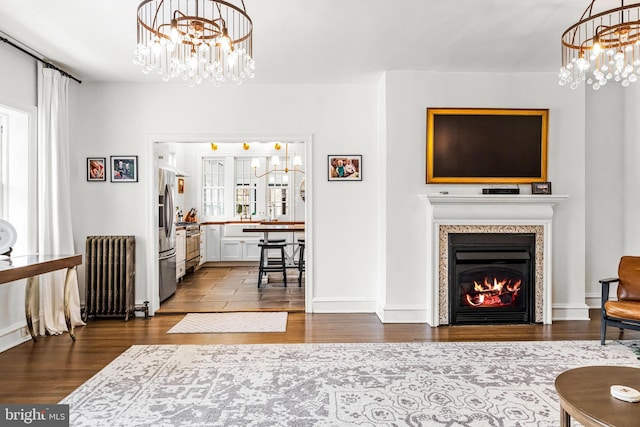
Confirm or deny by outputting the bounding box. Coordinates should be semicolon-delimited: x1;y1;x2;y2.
0;0;620;84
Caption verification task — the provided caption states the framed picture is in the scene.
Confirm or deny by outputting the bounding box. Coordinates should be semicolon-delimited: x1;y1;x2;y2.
87;157;106;181
426;108;548;184
177;177;185;194
111;155;138;182
531;182;552;194
328;155;362;181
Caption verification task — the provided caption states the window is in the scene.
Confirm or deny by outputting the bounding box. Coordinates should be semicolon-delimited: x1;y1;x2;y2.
267;160;288;218
235;158;256;217
202;158;225;217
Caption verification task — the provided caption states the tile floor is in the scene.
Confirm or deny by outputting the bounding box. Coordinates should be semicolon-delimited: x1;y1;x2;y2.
157;265;305;314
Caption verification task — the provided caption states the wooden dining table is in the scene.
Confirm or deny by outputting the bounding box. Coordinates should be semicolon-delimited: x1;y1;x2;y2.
0;254;83;341
243;224;305;267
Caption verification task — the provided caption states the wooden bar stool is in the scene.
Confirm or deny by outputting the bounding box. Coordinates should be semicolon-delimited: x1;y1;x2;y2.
297;238;305;287
258;239;287;287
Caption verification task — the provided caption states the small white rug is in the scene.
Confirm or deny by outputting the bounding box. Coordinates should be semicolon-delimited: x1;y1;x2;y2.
166;312;288;333
60;340;640;426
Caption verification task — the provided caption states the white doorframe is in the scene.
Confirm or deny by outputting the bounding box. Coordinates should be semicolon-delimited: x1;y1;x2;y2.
145;134;313;315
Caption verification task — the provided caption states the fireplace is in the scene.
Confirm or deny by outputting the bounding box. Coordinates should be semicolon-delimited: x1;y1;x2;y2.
448;233;536;325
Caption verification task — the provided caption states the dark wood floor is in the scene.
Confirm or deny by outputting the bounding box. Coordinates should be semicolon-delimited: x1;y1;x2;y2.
157;265;305;313
1;309;639;404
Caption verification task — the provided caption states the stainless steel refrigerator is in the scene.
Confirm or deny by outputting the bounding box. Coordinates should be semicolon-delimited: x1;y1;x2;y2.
158;167;176;302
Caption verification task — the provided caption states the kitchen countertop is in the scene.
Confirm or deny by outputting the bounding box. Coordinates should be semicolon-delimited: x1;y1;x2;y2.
200;220;304;225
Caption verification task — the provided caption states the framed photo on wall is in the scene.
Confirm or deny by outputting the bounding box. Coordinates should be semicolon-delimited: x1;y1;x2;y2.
328;155;362;181
87;157;106;181
111;155;138;182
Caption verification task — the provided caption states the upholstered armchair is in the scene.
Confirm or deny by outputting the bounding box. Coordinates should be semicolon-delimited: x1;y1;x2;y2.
600;256;640;345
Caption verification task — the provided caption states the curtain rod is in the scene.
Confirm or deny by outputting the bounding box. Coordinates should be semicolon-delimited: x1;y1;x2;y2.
1;34;82;84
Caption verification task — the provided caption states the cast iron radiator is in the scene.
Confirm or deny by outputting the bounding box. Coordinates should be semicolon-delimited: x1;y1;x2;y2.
84;235;136;321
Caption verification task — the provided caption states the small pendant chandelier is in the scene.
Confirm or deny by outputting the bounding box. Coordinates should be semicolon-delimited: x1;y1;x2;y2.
560;1;640;90
134;0;254;87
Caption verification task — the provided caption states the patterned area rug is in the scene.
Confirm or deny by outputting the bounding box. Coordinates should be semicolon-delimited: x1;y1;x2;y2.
166;312;288;333
60;340;640;426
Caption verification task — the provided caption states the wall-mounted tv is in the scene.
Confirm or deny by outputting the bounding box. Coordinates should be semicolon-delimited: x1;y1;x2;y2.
426;108;548;184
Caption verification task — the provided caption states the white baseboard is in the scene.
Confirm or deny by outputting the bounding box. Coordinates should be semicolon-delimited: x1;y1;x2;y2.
377;305;429;324
552;303;591;321
0;321;33;353
374;303;592;324
311;297;376;313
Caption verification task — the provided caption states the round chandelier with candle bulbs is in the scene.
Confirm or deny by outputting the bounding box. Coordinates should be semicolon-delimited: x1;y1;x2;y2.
134;0;254;86
560;1;640;90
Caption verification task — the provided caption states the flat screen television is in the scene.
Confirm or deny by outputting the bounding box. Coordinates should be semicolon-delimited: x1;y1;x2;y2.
426;108;548;184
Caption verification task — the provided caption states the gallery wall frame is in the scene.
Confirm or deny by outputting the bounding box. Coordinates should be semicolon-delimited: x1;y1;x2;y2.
87;157;106;182
426;108;549;184
111;155;138;182
328;155;362;181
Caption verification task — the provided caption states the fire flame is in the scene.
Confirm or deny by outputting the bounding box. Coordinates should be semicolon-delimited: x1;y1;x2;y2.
464;277;521;307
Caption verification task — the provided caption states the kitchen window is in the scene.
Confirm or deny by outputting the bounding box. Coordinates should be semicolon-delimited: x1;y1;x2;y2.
235;158;256;218
202;158;225;217
267;162;288;218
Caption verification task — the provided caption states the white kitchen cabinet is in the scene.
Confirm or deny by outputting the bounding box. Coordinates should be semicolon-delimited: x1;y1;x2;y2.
220;238;260;261
176;229;186;280
205;224;221;262
199;231;206;266
219;223;261;262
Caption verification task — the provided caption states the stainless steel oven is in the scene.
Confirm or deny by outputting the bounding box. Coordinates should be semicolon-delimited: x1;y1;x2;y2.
184;224;201;271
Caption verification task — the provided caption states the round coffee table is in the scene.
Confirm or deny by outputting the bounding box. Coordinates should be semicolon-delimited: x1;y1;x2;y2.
555;366;640;426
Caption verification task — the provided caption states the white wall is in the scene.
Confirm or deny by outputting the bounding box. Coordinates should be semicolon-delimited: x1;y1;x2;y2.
585;86;625;307
69;82;379;313
379;71;589;322
623;84;640;256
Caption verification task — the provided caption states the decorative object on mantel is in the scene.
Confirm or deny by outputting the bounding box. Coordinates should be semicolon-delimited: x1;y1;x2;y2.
110;156;138;182
328;155;362;181
531;182;552;194
560;1;640;90
426;108;548;184
482;187;520;195
134;0;254;87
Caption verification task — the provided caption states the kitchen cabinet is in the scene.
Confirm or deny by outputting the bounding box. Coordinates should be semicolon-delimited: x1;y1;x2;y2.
199;231;206;267
176;229;186;280
220;239;260;261
220;223;260;261
205;225;221;262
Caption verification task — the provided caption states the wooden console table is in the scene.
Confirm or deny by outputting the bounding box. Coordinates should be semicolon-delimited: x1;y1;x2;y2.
555;365;640;426
0;254;83;342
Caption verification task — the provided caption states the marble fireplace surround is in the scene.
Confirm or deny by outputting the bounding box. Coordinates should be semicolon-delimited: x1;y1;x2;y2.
420;194;568;327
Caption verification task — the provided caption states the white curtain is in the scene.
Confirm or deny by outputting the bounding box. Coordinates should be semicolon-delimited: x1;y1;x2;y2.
36;63;85;335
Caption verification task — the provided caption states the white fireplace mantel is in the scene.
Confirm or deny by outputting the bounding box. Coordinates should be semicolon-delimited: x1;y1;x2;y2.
419;193;568;326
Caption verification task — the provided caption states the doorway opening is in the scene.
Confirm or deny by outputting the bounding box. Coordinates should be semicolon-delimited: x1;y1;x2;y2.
146;136;312;315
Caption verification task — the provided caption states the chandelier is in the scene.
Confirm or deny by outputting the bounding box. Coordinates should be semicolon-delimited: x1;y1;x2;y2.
134;0;254;86
560;1;640;89
251;143;304;179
